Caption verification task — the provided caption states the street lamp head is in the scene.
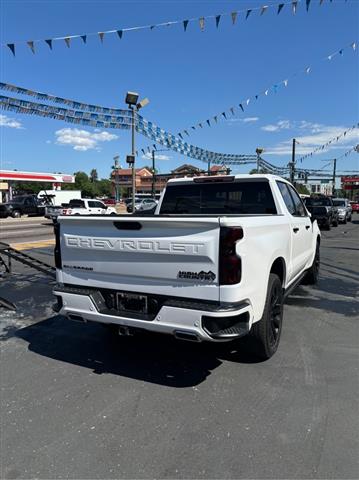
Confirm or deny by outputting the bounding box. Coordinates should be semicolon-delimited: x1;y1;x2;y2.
125;91;139;106
137;97;150;110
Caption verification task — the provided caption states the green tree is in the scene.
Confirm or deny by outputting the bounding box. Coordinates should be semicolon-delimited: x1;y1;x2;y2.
295;184;310;195
90;168;98;183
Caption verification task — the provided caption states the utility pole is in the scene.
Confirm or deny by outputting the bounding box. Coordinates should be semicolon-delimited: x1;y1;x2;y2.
151;150;156;198
255;148;264;173
290;138;296;184
207;159;211;176
131;106;136;211
113;155;120;202
332;158;337;196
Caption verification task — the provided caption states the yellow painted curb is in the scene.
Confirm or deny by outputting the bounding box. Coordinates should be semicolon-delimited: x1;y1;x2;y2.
10;239;55;251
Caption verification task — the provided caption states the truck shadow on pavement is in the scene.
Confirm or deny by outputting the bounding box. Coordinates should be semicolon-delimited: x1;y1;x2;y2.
14;315;265;387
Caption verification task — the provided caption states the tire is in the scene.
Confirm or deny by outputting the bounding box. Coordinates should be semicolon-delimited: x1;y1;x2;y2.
348;215;352;222
250;274;283;360
343;216;347;225
332;219;338;227
324;221;331;231
11;210;21;218
303;241;320;285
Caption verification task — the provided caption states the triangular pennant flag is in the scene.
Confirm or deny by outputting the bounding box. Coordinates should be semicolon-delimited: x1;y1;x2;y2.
45;39;53;50
183;20;189;31
305;66;311;74
153;144;157;150
277;3;285;14
199;17;205;31
215;15;221;28
64;37;71;48
81;35;87;44
191;126;196;130
230;107;235;115
283;79;288;86
98;32;105;43
150;25;155;30
7;44;15;56
178;133;183;139
222;112;227;119
351;42;356;51
339;49;343;55
255;94;259;100
264;89;269;96
239;104;244;112
199;123;203;128
292;1;298;14
206;119;211;127
184;130;189;136
116;30;123;39
27;41;35;54
246;98;250;106
231;12;238;25
246;9;252;20
261;6;268;15
306;0;311;12
328;54;332;60
214;116;218;123
141;149;145;155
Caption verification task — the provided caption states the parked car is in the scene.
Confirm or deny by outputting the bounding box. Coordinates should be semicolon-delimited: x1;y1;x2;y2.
350;201;359;214
0;195;46;218
47;198;117;221
332;198;352;223
53;174;321;360
304;196;338;230
101;198;116;206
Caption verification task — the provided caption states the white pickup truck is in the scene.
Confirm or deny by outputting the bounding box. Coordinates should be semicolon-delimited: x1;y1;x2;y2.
53;174;320;359
46;198;117;220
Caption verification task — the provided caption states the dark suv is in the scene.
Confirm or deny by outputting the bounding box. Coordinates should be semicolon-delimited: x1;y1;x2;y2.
0;195;45;218
304;196;338;230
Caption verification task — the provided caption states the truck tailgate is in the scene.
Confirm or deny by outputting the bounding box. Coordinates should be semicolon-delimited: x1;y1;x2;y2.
58;216;220;301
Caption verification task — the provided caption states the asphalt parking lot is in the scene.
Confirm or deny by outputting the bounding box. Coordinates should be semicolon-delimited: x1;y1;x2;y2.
0;219;358;479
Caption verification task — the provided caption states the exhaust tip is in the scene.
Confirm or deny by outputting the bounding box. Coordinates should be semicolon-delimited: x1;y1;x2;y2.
174;330;201;342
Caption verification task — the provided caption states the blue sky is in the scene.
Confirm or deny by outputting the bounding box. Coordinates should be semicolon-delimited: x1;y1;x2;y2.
1;0;358;178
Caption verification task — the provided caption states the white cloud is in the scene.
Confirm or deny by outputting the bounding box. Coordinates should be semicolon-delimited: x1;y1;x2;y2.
265;122;359;155
242;117;259;123
142;152;170;160
0;114;23;129
55;128;118;151
226;117;259;124
261;120;292;132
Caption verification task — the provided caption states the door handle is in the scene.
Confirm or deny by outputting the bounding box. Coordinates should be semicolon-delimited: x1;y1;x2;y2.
305;225;310;230
293;227;299;233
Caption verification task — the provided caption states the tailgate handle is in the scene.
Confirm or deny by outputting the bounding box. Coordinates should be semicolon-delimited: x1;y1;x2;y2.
113;221;142;230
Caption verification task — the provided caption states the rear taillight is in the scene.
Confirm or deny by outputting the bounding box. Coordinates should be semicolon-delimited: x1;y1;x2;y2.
54;222;62;269
219;227;243;285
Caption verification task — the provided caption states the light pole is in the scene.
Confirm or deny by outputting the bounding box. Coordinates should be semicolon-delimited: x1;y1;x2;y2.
125;92;149;211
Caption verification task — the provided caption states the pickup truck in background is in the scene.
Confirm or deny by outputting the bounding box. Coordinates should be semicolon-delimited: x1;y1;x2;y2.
46;198;117;221
0;195;46;218
53;174;320;360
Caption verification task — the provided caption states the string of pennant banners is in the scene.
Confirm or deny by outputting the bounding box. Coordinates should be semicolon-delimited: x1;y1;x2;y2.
177;40;357;138
0;82;130;116
2;0;342;57
297;123;359;162
0;91;257;164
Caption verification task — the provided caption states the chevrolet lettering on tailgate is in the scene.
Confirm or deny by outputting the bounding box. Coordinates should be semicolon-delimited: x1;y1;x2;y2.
65;236;205;254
